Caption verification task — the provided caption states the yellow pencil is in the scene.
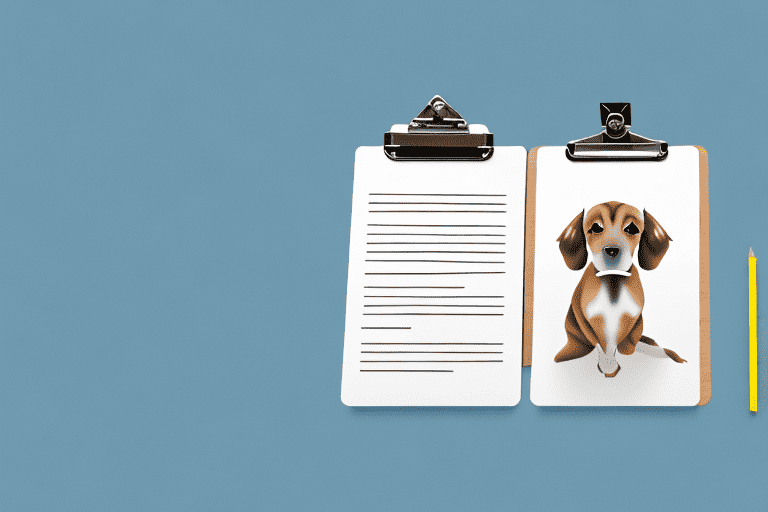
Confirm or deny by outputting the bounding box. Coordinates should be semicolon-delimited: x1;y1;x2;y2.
750;247;757;412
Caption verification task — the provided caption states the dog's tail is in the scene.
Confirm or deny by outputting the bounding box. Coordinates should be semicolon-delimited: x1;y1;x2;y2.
636;336;686;363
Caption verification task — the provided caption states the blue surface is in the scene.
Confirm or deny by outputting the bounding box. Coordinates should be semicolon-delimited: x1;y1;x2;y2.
0;1;765;510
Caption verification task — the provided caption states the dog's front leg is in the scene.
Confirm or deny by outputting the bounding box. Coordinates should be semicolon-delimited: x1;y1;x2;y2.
585;313;621;377
596;343;620;377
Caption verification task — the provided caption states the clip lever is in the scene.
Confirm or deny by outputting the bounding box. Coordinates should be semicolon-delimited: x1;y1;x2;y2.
566;103;668;161
384;95;494;161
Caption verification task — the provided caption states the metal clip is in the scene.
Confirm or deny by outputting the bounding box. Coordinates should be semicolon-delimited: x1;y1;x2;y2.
566;103;668;161
384;95;493;161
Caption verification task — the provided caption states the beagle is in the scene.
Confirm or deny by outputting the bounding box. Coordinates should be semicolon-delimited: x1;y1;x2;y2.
555;201;685;377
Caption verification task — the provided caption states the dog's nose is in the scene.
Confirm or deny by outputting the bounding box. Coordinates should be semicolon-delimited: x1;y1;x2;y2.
604;247;620;259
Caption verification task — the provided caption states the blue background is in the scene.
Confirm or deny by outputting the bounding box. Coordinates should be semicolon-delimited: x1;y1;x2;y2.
0;1;765;510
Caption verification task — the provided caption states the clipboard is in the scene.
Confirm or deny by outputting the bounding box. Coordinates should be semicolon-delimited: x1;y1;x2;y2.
523;103;711;406
341;96;527;406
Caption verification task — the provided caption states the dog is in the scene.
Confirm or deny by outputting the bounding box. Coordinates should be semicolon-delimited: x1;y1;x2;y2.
555;201;685;377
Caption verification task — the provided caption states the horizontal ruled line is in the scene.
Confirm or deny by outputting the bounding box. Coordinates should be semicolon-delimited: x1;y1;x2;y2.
369;193;506;197
366;260;504;264
365;272;505;275
364;304;503;307
366;233;505;236
361;369;453;372
367;242;505;245
361;360;503;363
362;351;503;354
369;210;506;213
365;296;503;300
364;286;465;289
369;202;506;206
361;327;411;329
368;251;505;254
364;313;504;316
368;224;506;227
361;343;504;345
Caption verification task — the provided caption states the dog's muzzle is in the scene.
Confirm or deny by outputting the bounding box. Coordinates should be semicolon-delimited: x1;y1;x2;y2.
594;244;633;276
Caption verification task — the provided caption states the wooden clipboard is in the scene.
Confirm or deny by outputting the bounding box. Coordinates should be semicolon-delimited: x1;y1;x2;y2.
522;146;711;406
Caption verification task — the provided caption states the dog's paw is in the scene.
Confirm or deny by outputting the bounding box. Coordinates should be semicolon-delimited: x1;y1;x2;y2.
597;362;621;378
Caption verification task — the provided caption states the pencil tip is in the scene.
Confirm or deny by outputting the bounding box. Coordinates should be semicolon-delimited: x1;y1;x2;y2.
750;247;756;258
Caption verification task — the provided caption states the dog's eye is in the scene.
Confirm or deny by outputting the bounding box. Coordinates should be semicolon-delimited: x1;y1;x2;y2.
587;223;603;234
624;222;640;235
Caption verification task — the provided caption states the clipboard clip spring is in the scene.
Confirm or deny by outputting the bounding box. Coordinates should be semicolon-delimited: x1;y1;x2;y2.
566;103;668;161
408;98;468;132
384;95;494;161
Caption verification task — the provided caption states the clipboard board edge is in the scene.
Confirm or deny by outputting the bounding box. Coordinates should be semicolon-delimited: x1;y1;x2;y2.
696;145;712;406
522;147;541;367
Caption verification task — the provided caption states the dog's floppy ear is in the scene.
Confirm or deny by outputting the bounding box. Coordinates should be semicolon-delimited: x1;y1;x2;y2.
638;209;672;270
557;210;587;270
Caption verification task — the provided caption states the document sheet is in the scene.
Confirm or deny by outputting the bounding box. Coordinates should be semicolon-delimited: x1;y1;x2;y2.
341;146;527;406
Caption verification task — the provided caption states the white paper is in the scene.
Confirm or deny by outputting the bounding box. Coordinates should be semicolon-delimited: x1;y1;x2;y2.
529;146;702;406
341;146;527;406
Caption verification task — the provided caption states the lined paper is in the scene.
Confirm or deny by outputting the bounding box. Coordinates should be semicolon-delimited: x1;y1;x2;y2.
341;146;527;406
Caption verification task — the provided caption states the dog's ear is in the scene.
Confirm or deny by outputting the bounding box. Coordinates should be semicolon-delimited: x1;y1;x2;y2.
638;209;672;270
557;210;587;270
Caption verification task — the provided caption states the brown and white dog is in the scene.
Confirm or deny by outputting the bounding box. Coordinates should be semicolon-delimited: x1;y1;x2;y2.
555;201;686;377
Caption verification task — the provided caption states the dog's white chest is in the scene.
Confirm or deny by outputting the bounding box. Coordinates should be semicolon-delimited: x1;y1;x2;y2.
586;280;641;346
